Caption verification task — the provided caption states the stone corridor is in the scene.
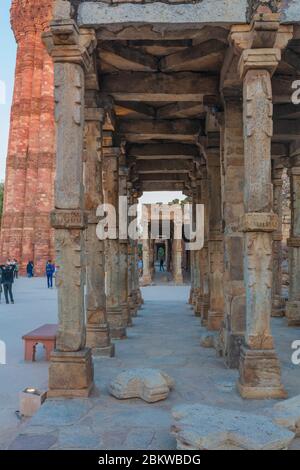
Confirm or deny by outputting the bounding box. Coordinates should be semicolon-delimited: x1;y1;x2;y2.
8;285;300;450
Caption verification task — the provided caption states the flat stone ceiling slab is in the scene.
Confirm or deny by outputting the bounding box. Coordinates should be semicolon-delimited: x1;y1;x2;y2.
77;0;249;28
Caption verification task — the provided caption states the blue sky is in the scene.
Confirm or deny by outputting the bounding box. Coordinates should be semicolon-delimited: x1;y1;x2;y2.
0;0;16;181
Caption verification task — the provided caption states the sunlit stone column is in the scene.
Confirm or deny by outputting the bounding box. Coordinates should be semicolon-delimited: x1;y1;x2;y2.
173;238;183;285
221;97;246;368
103;143;127;339
237;48;286;399
84;106;114;356
43;11;96;396
141;238;152;286
286;148;300;326
199;171;210;326
207;149;224;331
272;161;285;317
119;159;131;327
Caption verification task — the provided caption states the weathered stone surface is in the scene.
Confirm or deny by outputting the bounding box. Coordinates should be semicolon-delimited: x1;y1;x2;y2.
171;404;295;450
200;333;215;348
109;368;174;403
78;1;248;27
270;395;300;436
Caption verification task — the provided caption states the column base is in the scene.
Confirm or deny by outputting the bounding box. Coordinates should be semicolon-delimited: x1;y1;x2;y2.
92;344;115;357
200;300;209;327
194;297;202;317
107;308;127;339
271;296;285;318
48;348;94;398
207;311;223;331
223;332;243;369
237;346;287;400
188;288;194;305
140;275;152;286
86;324;114;356
174;276;184;285
286;301;300;326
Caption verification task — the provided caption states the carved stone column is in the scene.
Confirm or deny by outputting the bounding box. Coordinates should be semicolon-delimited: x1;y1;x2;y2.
238;48;286;399
222;97;246;368
43;10;96;397
199;171;210;326
127;185;137;317
103;143;127;339
119;160;131;327
272;161;285;317
84;106;114;357
173;238;183;285
207;150;224;331
286;149;300;326
189;249;195;305
141;238;152;286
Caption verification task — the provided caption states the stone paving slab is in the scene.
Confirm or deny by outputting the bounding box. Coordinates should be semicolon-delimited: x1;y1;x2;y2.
6;285;300;450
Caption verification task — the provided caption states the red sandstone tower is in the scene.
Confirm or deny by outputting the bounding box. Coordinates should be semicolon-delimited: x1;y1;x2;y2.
0;0;55;275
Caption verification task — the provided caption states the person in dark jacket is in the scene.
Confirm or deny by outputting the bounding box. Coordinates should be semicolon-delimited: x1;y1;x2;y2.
26;261;34;278
0;262;15;304
45;260;55;288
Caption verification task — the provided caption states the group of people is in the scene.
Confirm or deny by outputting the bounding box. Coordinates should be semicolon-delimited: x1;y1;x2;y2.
0;259;57;304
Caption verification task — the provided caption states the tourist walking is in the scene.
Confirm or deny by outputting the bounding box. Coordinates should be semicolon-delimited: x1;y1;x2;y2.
159;257;165;272
0;261;15;304
46;260;55;288
26;261;34;278
13;259;19;279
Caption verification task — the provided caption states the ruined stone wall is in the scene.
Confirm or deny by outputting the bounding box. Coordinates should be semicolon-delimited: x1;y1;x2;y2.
0;0;55;274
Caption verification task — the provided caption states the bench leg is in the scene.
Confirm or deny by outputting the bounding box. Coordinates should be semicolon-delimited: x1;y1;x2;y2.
24;341;37;361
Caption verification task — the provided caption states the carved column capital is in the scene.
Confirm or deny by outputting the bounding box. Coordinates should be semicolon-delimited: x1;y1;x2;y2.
238;48;281;78
43;17;96;71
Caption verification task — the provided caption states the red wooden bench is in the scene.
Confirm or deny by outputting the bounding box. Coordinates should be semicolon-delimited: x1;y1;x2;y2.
22;324;58;362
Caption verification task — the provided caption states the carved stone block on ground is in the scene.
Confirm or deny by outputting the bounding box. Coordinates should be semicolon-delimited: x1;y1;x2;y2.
109;368;174;403
200;332;215;348
171;404;294;450
270;395;300;436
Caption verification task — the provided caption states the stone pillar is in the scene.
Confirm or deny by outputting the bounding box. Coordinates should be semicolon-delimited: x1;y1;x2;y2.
222;98;246;368
43;13;96;397
127;185;137;317
189;249;195;305
102;141;127;339
207;150;224;331
84;106;114;357
237;48;286;399
272;161;285;317
286;150;300;326
119;159;131;327
199;172;210;326
141;237;152;286
173;238;183;285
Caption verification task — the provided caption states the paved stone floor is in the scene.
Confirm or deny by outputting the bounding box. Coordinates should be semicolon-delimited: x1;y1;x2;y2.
0;279;300;450
2;279;300;450
0;277;57;449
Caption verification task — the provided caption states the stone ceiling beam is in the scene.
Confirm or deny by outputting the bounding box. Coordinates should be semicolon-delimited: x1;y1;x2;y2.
128;143;199;160
101;72;218;102
119;119;202;143
273;119;300;141
136;159;192;174
157;102;205;119
160;39;226;73
99;44;158;72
